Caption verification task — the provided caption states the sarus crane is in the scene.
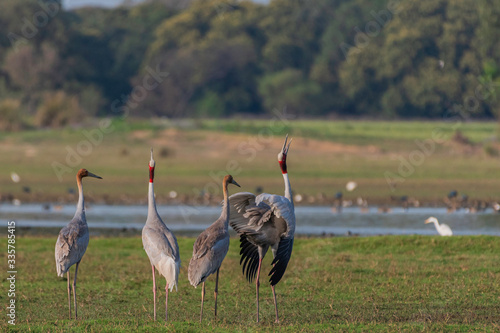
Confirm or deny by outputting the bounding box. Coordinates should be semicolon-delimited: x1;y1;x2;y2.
229;134;296;323
142;148;181;321
188;175;240;322
55;168;102;319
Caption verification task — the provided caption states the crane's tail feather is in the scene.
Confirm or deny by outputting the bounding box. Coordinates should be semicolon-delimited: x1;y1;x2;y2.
239;234;259;282
56;264;65;277
157;257;179;292
269;237;294;286
188;259;204;288
55;258;69;277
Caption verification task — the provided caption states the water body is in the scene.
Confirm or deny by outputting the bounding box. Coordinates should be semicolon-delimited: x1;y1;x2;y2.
2;204;499;236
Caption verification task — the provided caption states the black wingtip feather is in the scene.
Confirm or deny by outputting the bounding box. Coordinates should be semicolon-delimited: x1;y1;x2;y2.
268;237;294;286
241;254;252;274
238;234;260;283
247;254;259;281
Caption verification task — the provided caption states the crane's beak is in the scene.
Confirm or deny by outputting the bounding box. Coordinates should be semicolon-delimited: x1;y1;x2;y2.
87;171;102;179
278;134;292;161
231;179;241;187
282;134;292;155
149;147;155;167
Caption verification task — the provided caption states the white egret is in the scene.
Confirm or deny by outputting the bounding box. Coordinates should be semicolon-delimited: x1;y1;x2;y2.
425;217;453;236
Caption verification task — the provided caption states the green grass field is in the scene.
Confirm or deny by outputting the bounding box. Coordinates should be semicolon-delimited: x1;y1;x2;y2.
0;118;499;205
200;118;500;147
2;236;500;332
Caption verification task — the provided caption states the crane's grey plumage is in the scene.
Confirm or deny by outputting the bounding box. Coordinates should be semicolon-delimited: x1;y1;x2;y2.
55;168;102;319
188;174;240;322
142;148;180;321
229;135;295;323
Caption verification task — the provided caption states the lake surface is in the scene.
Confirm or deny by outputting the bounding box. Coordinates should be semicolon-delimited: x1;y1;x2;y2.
2;203;500;236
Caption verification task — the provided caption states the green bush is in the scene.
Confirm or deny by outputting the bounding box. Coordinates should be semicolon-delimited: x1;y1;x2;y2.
0;98;26;131
483;143;499;157
35;91;83;128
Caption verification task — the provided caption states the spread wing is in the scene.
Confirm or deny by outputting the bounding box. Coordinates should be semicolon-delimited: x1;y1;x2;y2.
255;193;295;234
229;192;295;233
229;192;295;284
229;192;295;237
228;192;258;233
257;193;296;286
228;192;265;282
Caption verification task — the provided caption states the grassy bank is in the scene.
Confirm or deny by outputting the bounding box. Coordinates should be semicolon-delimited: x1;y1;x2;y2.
0;119;499;205
2;236;500;332
200;119;499;147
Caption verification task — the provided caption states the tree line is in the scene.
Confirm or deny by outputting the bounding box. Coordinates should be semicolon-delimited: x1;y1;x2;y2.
0;0;499;130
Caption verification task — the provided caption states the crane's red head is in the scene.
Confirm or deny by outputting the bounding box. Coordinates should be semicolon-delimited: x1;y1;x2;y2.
278;134;292;174
149;148;155;183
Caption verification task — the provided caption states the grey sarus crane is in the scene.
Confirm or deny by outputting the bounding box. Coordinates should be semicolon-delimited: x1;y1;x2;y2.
228;134;295;323
55;168;102;319
142;148;181;321
188;174;240;322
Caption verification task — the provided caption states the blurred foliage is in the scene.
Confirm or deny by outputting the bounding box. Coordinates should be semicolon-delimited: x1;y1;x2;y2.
258;69;322;115
0;0;499;127
35;90;83;127
0;98;26;131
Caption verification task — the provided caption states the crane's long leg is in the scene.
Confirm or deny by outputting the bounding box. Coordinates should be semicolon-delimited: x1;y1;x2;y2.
200;281;205;323
214;268;220;318
255;257;263;323
67;271;71;319
152;265;157;321
73;261;80;320
271;285;279;323
165;282;169;321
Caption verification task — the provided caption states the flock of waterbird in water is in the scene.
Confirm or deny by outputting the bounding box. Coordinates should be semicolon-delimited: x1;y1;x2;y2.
55;135;295;323
53;134;465;323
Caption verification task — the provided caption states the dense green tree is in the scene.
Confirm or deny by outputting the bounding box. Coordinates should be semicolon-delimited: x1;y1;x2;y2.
476;0;500;118
258;69;322;115
68;2;176;110
338;0;494;118
135;0;263;117
0;0;499;124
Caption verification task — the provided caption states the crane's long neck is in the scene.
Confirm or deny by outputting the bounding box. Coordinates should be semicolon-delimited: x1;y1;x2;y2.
147;166;159;219
279;157;293;206
220;180;230;229
282;172;293;207
74;175;85;220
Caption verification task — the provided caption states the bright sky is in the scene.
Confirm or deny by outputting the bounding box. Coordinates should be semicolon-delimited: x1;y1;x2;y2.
63;0;269;10
63;0;140;9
